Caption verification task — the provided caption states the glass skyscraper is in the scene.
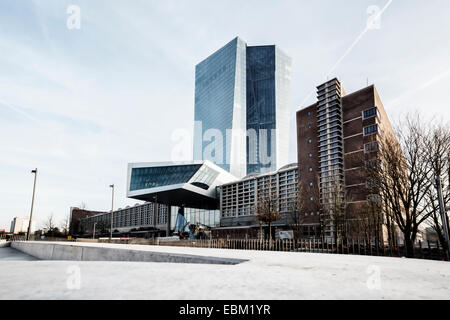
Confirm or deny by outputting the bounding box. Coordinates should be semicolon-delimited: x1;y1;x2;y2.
194;37;292;178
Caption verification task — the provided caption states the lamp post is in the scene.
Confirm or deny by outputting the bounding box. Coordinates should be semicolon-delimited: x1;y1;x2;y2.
93;222;97;239
436;176;450;261
27;168;38;241
109;184;114;242
153;195;158;226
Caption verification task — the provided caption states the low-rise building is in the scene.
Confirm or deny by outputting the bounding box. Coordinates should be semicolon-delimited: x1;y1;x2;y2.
69;207;106;236
214;163;299;238
10;217;36;234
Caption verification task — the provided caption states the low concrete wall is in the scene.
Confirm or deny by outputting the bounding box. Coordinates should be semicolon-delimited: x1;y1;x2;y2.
0;240;11;248
11;241;246;265
12;241;54;259
75;238;99;243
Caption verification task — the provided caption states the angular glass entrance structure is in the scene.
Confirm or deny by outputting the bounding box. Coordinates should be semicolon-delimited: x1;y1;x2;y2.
127;161;237;210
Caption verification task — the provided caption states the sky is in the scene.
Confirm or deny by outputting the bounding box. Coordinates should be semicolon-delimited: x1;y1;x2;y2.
1;0;450;230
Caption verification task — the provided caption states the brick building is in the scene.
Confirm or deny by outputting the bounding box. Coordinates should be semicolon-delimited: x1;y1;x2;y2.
296;78;396;239
69;207;106;236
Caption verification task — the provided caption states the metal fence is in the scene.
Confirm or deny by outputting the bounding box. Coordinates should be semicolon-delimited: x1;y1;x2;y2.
154;238;447;261
2;234;446;261
0;234;73;242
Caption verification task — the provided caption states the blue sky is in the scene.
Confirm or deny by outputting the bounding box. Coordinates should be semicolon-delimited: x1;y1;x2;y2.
1;0;450;230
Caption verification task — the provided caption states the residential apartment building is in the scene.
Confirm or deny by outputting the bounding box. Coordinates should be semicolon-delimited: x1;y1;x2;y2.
297;78;396;239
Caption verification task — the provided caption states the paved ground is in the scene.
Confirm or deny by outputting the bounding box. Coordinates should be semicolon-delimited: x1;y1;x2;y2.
1;242;449;300
0;247;37;261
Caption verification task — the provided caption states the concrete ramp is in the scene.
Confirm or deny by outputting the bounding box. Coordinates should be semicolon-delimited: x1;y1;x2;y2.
0;240;11;248
11;241;246;265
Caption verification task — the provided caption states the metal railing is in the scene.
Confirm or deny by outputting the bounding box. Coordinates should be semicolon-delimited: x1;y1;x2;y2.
2;234;446;261
3;235;74;242
153;238;447;261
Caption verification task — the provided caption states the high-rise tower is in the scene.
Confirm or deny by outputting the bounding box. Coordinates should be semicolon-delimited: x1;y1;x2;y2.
194;37;292;178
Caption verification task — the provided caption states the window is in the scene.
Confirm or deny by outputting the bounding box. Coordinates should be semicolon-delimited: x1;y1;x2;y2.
366;159;379;169
364;142;379;153
367;194;381;203
364;124;378;136
307;111;311;116
363;107;378;119
308;139;312;144
308;153;313;157
309;182;313;187
310;196;314;201
367;178;378;188
309;167;313;172
308;124;311;129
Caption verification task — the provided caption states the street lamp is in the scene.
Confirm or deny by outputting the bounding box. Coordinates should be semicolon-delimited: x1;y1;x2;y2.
109;184;114;242
92;222;97;240
436;176;450;261
153;195;158;227
27;168;38;241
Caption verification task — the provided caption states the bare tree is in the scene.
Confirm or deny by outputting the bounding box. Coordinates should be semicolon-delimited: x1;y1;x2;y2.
287;184;305;239
424;121;450;254
60;215;70;236
366;114;433;257
44;213;56;231
255;178;280;241
95;220;106;235
319;169;347;244
358;195;384;246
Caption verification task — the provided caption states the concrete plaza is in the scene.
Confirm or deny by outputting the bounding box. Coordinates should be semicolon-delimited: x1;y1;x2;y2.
0;242;449;300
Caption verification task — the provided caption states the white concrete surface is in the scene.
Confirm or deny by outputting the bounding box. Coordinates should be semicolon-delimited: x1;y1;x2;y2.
1;242;449;300
0;247;37;261
0;240;10;248
11;241;245;264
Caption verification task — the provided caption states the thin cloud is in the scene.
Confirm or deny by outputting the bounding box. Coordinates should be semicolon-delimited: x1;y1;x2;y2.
0;99;40;123
389;67;450;107
298;0;394;109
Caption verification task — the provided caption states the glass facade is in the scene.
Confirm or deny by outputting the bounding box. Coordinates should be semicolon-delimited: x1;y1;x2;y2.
246;46;276;174
193;37;247;178
274;47;292;174
189;164;220;190
170;206;220;229
129;164;201;191
194;38;291;178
